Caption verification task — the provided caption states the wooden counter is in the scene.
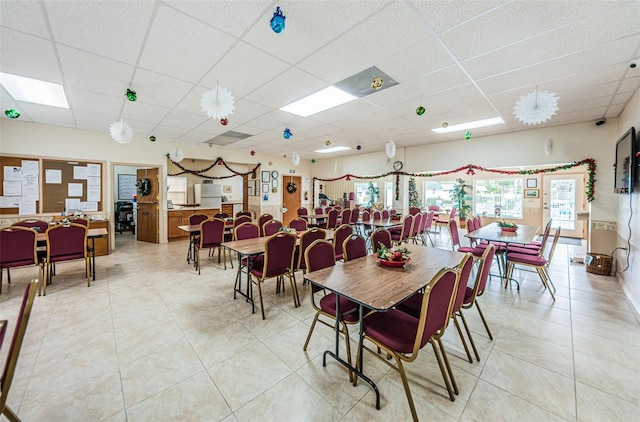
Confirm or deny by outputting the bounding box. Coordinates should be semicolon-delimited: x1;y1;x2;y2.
168;208;220;240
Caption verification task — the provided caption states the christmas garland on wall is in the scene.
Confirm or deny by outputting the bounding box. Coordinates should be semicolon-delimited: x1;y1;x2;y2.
313;158;597;205
167;155;261;180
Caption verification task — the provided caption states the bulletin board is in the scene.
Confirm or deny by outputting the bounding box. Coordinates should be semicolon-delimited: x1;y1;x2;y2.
42;159;103;213
0;155;40;215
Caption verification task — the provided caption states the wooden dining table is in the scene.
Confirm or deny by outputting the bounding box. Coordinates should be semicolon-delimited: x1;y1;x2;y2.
465;222;540;288
303;245;466;410
222;229;336;313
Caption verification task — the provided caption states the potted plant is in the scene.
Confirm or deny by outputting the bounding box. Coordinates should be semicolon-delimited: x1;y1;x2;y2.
449;178;472;227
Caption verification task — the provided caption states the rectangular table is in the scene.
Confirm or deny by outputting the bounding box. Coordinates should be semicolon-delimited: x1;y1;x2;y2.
303;246;466;410
465;222;539;288
223;229;335;313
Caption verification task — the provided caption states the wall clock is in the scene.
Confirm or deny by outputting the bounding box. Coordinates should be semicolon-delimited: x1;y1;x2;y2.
271;170;279;178
393;160;403;171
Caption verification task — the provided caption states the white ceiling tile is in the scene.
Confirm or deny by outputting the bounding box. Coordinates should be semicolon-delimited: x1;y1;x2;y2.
409;0;507;34
138;4;236;83
74;110;117;133
243;109;302;131
0;28;62;83
244;67;327;108
221;99;271;125
122;101;170;124
131;68;195;108
125;119;157;137
377;38;456;82
44;0;155;65
16;102;75;127
66;87;123;117
310;100;382;124
148;125;190;141
159;110;208;131
0;0;49;38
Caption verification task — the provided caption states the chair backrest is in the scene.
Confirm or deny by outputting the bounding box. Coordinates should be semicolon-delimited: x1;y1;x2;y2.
466;218;475;233
297;207;308;216
200;218;225;248
428;205;440;212
314;207;323;215
236;210;252;218
373;210;382;220
362;210;371;222
262;232;296;279
411;268;459;352
326;209;339;229
381;209;389;219
324;206;333;214
340;209;352;225
448;218;462;250
214;212;229;219
542;227;562;266
0;280;38;412
350;208;360;224
471;244;495;299
258;214;273;234
370;228;392;252
400;214;414;241
46;223;88;262
297;228;326;270
234;215;252;227
262;220;283;237
536;219;554;255
333;224;353;259
0;227;38;269
410;213;422;238
233;222;260;240
342;234;367;262
12;219;49;232
304;239;336;294
408;207;421;216
389;209;397;215
425;211;434;231
333;205;342;211
189;213;208;225
473;215;482;228
418;212;429;234
451;254;474;314
449;207;457;219
289;218;308;232
72;217;89;226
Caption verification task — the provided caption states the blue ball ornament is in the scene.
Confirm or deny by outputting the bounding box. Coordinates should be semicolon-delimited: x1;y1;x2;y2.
283;128;292;139
270;7;286;33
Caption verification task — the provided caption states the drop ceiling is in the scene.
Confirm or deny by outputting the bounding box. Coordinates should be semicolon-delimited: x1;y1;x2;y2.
1;0;639;158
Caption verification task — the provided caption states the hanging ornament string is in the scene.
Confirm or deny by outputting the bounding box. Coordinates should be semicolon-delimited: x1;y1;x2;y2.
313;159;597;205
167;155;261;180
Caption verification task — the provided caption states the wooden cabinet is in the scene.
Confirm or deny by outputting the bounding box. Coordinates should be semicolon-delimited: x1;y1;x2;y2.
88;220;110;256
222;203;233;216
168;208;219;240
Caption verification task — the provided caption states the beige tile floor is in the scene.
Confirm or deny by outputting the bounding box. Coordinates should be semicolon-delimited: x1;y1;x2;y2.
0;230;638;421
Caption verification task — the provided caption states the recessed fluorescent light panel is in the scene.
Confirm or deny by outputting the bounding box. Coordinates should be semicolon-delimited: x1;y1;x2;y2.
314;146;352;154
0;72;69;108
431;117;504;134
280;86;356;117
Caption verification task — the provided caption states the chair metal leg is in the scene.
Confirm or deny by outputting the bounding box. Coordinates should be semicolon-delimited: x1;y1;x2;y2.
452;313;473;363
430;339;456;401
3;405;21;422
303;312;320;351
395;357;419;422
437;337;458;395
197;249;201;275
256;278;266;320
86;257;91;287
459;310;480;361
474;301;493;340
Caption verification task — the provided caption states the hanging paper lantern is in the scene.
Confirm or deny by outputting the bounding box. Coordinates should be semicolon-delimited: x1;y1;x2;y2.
464;131;471;140
220;118;228;125
356;145;362;150
4;109;20;119
416;106;425;116
270;6;286;33
125;88;137;102
283;128;292;139
371;76;383;90
109;119;133;144
311;159;316;164
291;152;300;166
201;85;235;120
169;147;184;163
385;140;396;159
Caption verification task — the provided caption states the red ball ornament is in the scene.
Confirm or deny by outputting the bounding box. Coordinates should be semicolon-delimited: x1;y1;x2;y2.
220;118;228;125
250;150;255;156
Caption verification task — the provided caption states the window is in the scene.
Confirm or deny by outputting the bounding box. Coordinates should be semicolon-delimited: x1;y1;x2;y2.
474;179;523;218
385;182;393;208
354;183;369;205
423;180;456;209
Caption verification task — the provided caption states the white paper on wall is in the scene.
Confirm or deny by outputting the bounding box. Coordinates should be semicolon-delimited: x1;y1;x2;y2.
87;189;100;202
68;183;83;197
73;166;88;180
0;196;20;208
3;180;22;196
4;166;21;181
45;169;62;184
65;198;81;211
87;163;100;177
80;201;98;212
18;199;36;215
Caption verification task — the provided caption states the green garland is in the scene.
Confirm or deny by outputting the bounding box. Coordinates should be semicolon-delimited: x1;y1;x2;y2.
167;155;261;179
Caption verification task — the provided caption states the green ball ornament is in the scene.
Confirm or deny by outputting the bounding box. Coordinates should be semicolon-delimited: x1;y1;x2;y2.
311;159;316;164
464;131;471;140
416;106;425;116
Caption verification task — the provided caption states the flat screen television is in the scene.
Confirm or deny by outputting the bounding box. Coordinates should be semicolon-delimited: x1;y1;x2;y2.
614;127;637;194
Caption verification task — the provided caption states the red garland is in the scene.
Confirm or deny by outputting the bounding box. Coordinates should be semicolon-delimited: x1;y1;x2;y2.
313;159;598;206
167;155;260;180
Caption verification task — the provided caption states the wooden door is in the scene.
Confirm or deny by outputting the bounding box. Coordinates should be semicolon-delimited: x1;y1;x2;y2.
136;168;159;243
282;176;301;227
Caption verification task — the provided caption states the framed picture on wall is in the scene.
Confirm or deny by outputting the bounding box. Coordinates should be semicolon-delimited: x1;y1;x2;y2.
525;189;539;198
261;171;270;183
271;178;278;188
223;185;232;193
262;183;269;193
526;178;537;188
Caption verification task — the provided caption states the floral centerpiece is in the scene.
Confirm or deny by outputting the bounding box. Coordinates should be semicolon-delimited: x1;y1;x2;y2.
278;227;297;235
497;220;518;232
375;245;411;267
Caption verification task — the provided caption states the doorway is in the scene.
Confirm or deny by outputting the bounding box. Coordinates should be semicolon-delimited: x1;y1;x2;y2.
136;167;160;243
282;176;302;227
542;174;585;238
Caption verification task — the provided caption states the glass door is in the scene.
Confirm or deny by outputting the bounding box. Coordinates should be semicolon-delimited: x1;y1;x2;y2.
542;174;585;238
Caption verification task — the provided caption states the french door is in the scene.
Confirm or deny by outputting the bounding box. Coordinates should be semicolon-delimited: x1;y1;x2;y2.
542;174;585;238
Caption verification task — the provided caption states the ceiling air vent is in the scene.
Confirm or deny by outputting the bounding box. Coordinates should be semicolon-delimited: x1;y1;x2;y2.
334;66;399;98
204;130;252;146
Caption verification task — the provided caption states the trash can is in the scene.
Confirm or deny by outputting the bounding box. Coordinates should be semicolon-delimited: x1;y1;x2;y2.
584;253;613;276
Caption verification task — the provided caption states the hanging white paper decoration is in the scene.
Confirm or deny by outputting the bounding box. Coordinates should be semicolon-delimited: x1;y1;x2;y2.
513;88;559;125
169;147;184;163
200;85;235;120
544;136;554;156
385;140;396;158
291;152;300;166
109;119;133;144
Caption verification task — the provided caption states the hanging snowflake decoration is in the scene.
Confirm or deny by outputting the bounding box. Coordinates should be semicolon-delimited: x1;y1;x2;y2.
169;147;184;163
201;85;235;120
385;140;396;159
109;119;133;144
291;152;300;166
513;89;559;125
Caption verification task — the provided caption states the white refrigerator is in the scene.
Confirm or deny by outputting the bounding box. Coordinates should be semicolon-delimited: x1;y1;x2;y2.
194;184;222;208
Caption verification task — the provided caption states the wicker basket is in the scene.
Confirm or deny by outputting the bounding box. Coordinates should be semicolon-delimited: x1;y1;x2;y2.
585;252;613;276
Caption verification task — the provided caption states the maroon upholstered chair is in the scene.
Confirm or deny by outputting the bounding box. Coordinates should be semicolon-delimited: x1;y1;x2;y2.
333;205;342;211
408;206;421;216
0;280;38;421
428;205;440;212
372;210;382;220
214;212;229;219
187;213;209;263
332;224;353;261
409;212;422;244
314;207;323;215
355;267;461;420
422;211;435;246
232;222;261;289
461;244;496;360
370;228;392;252
71;217;89;226
250;232;298;319
435;207;456;233
473;215;482;229
381;209;390;219
289;218;308;232
297;207;308;217
303;239;359;380
258;214;273;236
44;223;90;295
296;228;326;273
361;210;372;236
416;212;432;246
390;214;414;245
506;227;561;300
235;210;252;218
465;218;477;246
318;209;338;230
349;208;360;233
448;219;484;258
338;208;351;227
195;218;231;274
233;215;252;228
508;219;553;254
342;234;367;262
12;219;50;232
0;227;39;293
324;206;333;214
262;219;283;237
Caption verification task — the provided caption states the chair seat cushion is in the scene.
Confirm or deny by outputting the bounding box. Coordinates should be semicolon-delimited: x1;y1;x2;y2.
241;255;263;267
476;242;506;253
395;294;421;318
334;252;344;261
458;246;483;256
1;258;36;269
364;309;421;353
507;246;539;255
50;253;85;263
319;293;359;322
507;252;546;266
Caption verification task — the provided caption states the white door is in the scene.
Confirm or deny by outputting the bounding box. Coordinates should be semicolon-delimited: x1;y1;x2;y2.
542;174;585;238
